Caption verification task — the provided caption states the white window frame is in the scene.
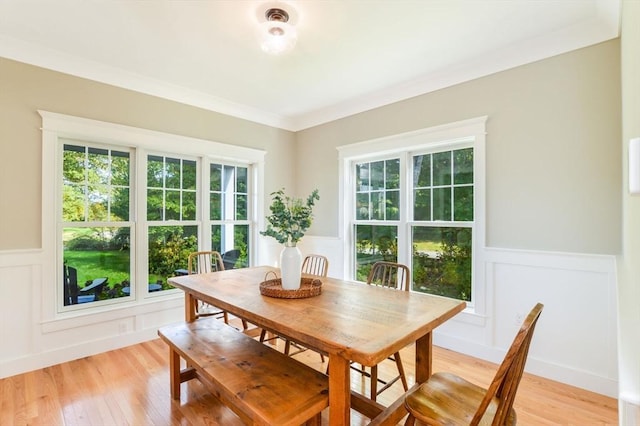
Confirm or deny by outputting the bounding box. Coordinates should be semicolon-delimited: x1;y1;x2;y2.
337;116;487;315
41;111;265;319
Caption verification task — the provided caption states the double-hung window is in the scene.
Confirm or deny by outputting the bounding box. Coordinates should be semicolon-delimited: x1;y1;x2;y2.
43;111;265;313
341;117;485;305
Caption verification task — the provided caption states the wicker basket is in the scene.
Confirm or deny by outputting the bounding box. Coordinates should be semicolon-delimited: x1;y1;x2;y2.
259;273;322;299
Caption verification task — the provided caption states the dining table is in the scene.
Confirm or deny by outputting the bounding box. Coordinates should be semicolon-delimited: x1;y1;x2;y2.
168;265;466;425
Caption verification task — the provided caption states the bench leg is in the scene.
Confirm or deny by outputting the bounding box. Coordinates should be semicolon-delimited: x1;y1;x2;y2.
169;347;181;400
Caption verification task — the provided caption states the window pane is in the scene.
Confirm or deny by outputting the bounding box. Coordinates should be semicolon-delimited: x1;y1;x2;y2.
165;158;181;189
210;192;221;220
370;161;384;190
412;226;471;301
386;159;400;189
236;194;247;220
148;226;197;291
147;189;163;220
210;225;222;254
356;193;369;220
413;154;431;187
112;187;129;222
433;187;451;221
63;184;86;222
210;163;222;191
454;186;473;221
354;225;397;282
386;190;400;220
87;147;110;185
62;226;131;305
165;190;181;220
183;160;197;190
87;185;109;221
237;167;248;193
454;148;473;184
111;151;130;186
182;191;196;220
414;188;431;221
147;155;164;187
356;163;369;191
63;145;85;183
433;151;451;186
372;192;384;220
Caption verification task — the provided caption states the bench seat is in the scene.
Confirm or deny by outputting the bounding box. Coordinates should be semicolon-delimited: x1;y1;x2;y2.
158;318;329;426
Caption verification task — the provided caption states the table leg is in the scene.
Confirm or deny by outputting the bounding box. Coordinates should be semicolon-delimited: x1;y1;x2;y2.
415;332;433;383
328;353;350;425
185;292;196;322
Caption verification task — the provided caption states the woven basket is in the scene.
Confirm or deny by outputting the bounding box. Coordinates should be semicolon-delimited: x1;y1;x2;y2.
260;273;322;299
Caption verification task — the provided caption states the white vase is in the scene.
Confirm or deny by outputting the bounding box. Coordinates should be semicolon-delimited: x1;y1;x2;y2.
280;244;302;290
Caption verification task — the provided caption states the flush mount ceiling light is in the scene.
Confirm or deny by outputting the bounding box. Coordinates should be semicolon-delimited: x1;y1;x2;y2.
258;7;297;55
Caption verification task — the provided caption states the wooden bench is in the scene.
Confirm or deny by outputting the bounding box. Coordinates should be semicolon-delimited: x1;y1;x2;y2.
158;318;329;426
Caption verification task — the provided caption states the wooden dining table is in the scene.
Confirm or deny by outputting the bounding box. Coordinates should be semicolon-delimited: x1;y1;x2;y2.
168;265;466;425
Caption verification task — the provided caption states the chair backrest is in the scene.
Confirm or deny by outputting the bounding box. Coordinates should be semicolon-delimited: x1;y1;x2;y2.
187;251;225;274
472;303;544;425
63;265;79;305
366;261;410;291
222;249;241;270
301;254;329;277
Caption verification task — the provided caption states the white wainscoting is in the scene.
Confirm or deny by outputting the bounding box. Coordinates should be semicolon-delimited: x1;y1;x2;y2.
1;242;619;401
0;249;184;379
298;237;619;399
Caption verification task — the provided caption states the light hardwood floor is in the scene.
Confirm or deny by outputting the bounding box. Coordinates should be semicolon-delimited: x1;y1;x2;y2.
1;323;618;425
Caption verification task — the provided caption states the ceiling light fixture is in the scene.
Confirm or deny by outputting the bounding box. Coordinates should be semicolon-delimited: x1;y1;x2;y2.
259;7;297;55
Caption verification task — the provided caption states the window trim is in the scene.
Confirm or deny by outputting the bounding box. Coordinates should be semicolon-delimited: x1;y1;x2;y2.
337;116;487;313
41;110;266;319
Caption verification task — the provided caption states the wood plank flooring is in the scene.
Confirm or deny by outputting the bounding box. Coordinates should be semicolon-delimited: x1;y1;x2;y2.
1;323;618;425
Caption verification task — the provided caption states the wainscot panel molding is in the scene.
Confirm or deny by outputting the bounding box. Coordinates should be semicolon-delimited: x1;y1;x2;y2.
296;237;619;398
3;244;619;400
0;249;184;379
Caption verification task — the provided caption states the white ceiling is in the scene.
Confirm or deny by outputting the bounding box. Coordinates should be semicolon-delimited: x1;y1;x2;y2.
0;0;620;131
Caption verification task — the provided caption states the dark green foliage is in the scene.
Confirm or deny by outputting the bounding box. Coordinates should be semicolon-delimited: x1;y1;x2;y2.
261;188;320;244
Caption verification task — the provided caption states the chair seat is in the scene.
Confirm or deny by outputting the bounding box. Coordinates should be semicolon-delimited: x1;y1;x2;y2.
404;372;516;426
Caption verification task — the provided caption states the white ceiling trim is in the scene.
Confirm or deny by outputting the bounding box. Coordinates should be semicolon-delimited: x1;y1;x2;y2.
0;1;620;133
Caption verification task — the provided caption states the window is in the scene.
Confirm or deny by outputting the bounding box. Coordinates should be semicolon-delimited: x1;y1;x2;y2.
61;143;132;305
340;117;485;305
42;111;266;314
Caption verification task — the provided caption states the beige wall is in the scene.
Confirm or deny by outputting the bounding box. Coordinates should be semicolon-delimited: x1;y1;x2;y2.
0;57;296;250
297;39;622;255
619;0;640;414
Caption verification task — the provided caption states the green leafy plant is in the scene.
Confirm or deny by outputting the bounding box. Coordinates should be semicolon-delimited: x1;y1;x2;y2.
261;188;320;245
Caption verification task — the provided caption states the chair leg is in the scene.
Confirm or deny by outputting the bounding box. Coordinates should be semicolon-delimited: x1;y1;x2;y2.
370;365;378;402
284;339;292;355
404;415;416;426
259;329;267;342
394;351;409;391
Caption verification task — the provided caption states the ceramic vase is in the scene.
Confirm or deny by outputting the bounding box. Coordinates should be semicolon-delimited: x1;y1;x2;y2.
280;243;302;290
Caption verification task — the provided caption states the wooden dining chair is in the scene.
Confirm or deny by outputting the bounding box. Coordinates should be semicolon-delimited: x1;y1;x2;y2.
352;261;411;401
260;254;329;361
187;251;248;330
301;254;329;277
403;303;544;426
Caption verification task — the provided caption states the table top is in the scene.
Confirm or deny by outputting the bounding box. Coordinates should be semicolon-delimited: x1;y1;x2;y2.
169;265;466;366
